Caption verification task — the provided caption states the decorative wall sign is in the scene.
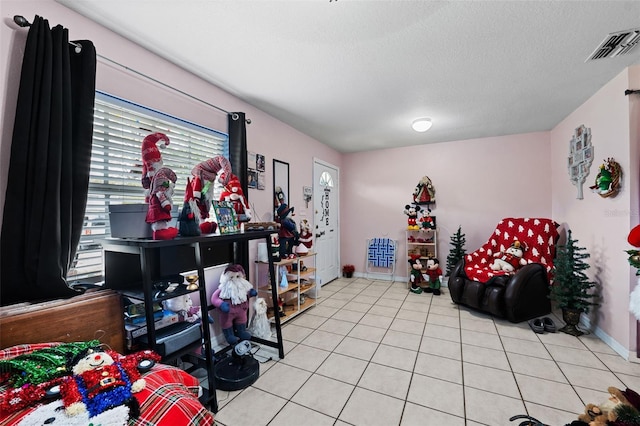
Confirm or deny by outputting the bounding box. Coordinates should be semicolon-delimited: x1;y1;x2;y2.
567;125;593;199
589;157;622;198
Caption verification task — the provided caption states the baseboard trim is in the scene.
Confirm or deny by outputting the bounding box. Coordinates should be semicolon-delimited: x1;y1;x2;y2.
580;313;630;360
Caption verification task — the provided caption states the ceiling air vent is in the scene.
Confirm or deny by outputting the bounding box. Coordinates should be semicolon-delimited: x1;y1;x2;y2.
586;28;640;61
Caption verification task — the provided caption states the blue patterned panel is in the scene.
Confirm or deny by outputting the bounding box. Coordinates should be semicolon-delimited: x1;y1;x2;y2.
367;238;396;268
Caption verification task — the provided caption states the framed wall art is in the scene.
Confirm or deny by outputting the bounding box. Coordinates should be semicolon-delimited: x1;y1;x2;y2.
213;200;239;234
567;124;593;199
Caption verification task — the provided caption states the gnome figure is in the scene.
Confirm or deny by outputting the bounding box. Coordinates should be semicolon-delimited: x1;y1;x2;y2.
141;133;178;240
190;156;233;234
219;174;252;222
178;177;202;237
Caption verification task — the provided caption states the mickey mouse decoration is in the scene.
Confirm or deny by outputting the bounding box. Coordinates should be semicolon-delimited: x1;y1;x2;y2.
404;204;421;230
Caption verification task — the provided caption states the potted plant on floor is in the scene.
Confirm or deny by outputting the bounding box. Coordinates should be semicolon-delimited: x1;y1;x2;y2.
342;264;355;278
550;230;600;336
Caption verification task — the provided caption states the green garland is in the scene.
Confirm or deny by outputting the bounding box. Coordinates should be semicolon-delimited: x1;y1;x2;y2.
0;340;101;387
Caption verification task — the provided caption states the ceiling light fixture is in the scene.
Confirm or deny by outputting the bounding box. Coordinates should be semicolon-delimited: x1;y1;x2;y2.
412;118;432;132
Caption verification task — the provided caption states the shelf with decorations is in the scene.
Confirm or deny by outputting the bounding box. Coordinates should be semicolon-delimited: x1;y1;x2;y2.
255;252;318;324
406;228;437;261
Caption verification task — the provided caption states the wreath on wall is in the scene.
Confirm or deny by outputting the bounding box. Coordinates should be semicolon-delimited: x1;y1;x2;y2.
589;157;622;198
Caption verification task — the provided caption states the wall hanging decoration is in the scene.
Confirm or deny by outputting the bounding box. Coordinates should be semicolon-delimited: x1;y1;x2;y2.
413;176;436;206
567;125;593;200
589;157;622;198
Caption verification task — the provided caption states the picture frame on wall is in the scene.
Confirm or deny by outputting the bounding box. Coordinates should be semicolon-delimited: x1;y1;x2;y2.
248;170;258;189
213;201;239;234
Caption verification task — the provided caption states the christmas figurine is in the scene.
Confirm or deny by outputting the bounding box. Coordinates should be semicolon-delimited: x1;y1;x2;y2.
190;156;233;234
210;264;257;345
140;133;178;240
408;255;424;294
298;219;313;251
178;178;201;237
276;203;299;259
423;257;443;295
219;173;252;222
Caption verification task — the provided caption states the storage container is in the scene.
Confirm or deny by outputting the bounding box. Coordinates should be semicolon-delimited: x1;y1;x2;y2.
109;204;178;239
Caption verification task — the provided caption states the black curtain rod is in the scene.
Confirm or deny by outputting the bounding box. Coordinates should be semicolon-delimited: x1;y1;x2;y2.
625;89;640;96
14;15;82;53
12;14;251;124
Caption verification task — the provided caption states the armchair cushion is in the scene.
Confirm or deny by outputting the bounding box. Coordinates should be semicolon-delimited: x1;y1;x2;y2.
464;218;558;284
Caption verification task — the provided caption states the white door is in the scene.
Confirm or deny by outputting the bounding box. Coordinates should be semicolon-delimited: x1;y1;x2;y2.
313;159;339;286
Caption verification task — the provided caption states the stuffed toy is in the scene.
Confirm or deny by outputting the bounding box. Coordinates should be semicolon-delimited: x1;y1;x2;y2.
296;219;313;255
420;211;436;230
575;386;640;426
219;173;252;222
248;297;272;340
163;294;202;323
189;156;233;234
141;132;178;240
490;240;527;272
178;177;202;237
404;204;421;230
211;264;258;345
17;399;130;426
423;257;443;295
413;176;436;205
276;203;300;259
408;255;424;294
59;348;160;419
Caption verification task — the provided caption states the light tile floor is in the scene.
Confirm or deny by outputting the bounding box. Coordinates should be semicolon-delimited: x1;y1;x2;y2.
208;277;640;426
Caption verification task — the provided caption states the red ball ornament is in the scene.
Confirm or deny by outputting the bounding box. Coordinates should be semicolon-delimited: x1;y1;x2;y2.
629;225;640;248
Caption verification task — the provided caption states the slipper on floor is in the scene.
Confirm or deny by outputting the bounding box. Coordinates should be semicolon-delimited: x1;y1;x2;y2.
541;317;557;333
528;318;544;334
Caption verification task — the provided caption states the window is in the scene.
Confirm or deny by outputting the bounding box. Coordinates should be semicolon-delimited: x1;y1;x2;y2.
69;92;229;280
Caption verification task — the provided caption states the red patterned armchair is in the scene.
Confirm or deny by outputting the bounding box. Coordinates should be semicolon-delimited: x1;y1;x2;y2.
448;218;559;323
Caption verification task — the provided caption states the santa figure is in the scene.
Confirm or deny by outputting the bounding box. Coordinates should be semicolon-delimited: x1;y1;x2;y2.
210;264;257;345
298;219;313;252
219;174;252;222
141;133;178;240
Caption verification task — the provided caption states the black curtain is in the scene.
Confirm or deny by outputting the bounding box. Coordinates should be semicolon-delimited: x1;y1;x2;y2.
228;112;249;274
0;16;97;306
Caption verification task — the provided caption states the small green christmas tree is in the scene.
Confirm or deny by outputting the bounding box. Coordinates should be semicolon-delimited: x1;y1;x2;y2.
550;230;599;313
446;226;466;276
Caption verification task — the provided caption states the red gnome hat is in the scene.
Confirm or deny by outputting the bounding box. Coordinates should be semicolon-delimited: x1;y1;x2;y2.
141;132;170;178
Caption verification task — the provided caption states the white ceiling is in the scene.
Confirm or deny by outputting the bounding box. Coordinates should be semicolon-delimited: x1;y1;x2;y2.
58;1;640;153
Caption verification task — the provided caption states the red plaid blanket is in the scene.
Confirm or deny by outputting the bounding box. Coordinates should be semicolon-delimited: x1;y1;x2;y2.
0;343;214;425
464;218;558;283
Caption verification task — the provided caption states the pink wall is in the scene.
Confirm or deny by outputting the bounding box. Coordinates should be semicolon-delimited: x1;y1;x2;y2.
550;66;640;356
1;0;341;242
340;132;552;275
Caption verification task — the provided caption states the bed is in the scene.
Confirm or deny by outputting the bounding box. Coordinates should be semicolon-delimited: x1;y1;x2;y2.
0;290;215;425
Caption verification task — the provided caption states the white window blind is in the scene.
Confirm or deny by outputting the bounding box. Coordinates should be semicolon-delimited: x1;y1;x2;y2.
69;91;229;280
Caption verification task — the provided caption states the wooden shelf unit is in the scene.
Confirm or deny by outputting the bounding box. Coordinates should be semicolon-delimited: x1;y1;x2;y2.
255;252;318;324
406;228;437;285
